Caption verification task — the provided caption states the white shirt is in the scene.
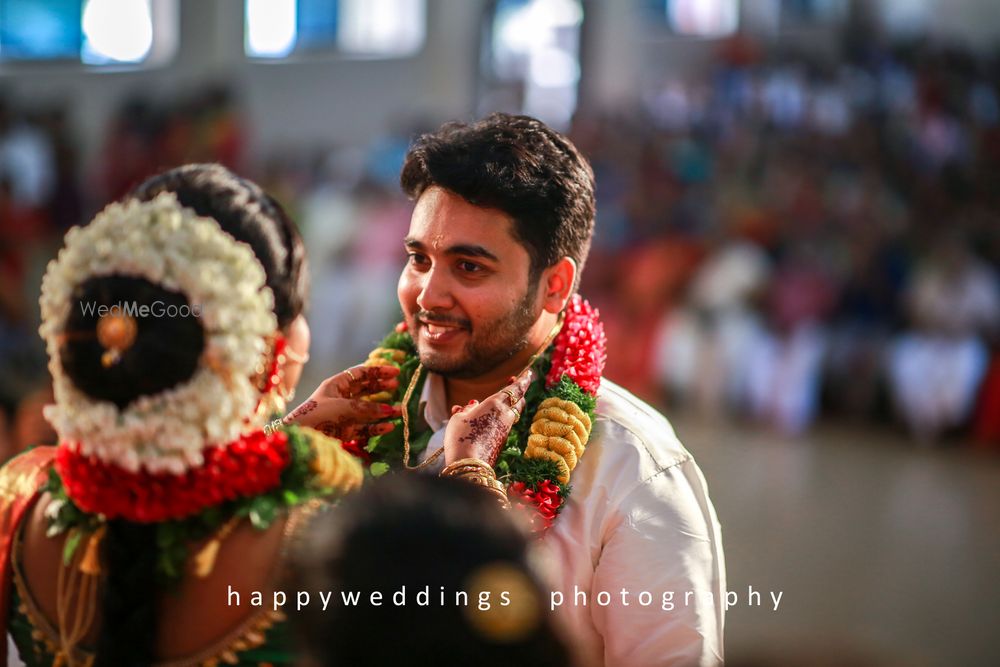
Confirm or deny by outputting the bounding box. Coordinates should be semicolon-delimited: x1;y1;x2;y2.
418;374;726;666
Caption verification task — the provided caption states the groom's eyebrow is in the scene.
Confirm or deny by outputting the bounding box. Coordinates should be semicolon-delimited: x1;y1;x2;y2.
404;238;499;262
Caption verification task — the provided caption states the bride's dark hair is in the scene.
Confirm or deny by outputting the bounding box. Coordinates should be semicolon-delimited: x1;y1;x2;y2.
130;163;308;330
48;164;308;667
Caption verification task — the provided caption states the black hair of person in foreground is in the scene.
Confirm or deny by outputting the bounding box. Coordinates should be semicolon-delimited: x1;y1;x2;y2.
291;473;575;667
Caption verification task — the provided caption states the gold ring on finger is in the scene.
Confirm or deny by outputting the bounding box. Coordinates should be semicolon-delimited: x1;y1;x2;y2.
346;369;358;382
502;389;518;406
510;406;521;422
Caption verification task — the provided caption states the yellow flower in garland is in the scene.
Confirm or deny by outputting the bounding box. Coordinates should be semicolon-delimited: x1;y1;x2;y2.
302;428;365;493
525;397;593;484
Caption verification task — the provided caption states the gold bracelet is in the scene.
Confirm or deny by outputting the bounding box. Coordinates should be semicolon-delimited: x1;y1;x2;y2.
441;458;494;478
441;458;510;509
465;474;510;509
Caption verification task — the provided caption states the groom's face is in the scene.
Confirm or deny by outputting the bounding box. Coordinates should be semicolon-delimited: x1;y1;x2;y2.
398;186;543;379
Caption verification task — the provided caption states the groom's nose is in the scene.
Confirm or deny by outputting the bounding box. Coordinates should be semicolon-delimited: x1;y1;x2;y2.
415;266;454;312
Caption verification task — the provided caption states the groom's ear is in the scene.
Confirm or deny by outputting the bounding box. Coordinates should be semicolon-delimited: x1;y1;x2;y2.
541;257;577;314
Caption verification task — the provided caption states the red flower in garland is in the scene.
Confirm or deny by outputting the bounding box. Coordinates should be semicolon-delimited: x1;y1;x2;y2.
55;430;291;523
508;480;564;532
339;439;372;465
546;295;607;396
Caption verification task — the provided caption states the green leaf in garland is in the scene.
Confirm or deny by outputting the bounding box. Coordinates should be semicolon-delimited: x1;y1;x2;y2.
157;523;180;549
551;374;597;417
366;421;401;453
507;457;563;488
369;462;390;477
62;529;82;566
249;496;278;529
159;551;179;580
380;330;416;354
200;506;223;528
45;466;63;494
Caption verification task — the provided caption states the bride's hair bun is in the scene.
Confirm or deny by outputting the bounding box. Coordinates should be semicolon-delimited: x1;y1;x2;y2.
59;275;204;409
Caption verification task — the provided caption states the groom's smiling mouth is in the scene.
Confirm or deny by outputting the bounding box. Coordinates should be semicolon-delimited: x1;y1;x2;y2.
417;314;470;345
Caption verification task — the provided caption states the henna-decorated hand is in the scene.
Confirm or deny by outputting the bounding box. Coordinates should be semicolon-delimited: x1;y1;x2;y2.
443;367;533;467
283;364;402;440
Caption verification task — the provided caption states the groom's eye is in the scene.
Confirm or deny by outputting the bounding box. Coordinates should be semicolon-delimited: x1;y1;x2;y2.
457;261;484;274
407;252;429;268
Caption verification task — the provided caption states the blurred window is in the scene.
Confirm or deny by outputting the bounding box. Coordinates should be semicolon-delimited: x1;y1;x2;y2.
641;0;740;37
480;0;584;130
0;0;81;60
0;0;176;65
780;0;847;24
245;0;426;59
877;0;930;36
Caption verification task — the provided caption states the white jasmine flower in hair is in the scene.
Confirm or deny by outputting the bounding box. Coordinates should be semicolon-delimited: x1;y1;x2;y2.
39;193;278;475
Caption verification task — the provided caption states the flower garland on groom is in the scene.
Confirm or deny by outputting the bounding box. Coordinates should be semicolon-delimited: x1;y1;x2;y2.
358;294;606;531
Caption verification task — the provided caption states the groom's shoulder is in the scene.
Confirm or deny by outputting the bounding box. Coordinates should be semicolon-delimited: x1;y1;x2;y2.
592;379;692;472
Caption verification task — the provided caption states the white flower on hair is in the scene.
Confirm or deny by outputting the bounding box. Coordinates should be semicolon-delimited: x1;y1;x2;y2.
39;193;279;475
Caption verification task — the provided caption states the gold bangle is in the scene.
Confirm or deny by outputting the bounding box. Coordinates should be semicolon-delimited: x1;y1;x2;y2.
441;458;494;478
485;484;511;510
441;459;510;509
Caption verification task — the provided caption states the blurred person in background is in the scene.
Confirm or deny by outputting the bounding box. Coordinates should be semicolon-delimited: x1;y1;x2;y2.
655;236;771;418
0;99;54;216
887;233;1000;442
744;241;838;435
291;473;576;667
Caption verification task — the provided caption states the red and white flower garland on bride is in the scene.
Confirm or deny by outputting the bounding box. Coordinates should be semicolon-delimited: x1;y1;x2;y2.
55;430;291;523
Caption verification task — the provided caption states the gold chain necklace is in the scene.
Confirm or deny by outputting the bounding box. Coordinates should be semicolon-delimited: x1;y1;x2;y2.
399;315;564;470
400;363;433;470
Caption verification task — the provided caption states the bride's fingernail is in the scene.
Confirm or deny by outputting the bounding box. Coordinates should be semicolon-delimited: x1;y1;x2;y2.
380;404;396;415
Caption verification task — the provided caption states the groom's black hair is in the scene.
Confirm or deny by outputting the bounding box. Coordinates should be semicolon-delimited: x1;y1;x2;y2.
400;113;595;290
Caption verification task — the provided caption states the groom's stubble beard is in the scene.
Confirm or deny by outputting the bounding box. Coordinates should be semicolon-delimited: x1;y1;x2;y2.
417;279;542;380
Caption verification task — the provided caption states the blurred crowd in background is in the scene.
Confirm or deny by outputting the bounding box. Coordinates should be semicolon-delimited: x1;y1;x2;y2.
2;35;999;461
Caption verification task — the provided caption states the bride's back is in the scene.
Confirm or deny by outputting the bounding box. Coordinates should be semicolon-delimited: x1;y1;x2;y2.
18;492;295;659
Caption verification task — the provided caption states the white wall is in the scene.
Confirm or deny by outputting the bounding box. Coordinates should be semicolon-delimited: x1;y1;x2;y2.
877;0;1000;49
0;0;487;171
1;0;997;173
